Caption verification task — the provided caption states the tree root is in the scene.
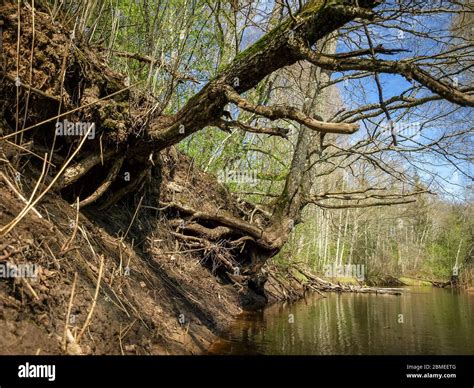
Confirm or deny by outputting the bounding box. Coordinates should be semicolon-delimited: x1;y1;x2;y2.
160;201;263;240
98;166;150;210
169;219;232;240
79;156;124;207
58;149;119;189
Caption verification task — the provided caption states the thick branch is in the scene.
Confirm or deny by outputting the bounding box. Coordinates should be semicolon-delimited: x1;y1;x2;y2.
58;149;118;188
295;43;474;107
309;198;417;209
98;167;149;210
213;118;289;138
317;190;430;201
79;156;124;207
146;0;381;149
311;187;387;199
328;45;409;59
223;85;359;134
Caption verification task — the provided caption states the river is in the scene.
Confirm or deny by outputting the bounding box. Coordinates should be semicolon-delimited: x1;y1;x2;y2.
209;287;474;355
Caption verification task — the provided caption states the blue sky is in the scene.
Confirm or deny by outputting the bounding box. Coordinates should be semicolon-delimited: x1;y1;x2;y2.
334;6;473;199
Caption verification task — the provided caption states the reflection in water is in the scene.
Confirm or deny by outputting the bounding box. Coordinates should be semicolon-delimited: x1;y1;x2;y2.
209;287;474;355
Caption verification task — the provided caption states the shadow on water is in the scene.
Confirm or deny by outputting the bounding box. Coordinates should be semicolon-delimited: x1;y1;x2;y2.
209;287;474;355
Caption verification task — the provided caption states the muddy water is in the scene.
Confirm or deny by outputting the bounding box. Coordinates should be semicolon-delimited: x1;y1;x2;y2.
209;287;474;355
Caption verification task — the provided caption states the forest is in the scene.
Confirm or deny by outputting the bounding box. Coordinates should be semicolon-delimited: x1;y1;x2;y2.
0;0;472;356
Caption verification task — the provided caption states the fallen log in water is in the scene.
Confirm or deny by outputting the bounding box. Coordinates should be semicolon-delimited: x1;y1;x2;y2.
315;284;403;296
265;264;404;303
429;280;451;288
354;287;403;295
292;266;403;296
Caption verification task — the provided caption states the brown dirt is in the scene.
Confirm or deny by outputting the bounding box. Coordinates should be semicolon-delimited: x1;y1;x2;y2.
0;134;313;354
0;152;244;354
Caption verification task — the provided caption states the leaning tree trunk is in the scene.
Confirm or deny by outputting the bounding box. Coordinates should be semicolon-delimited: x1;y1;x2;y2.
245;34;339;297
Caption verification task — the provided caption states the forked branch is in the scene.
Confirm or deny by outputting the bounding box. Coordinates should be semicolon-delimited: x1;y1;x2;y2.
222;85;359;134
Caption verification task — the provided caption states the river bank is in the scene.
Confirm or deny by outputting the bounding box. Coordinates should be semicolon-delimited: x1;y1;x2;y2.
0;143;330;355
1;171;469;355
0;169;416;355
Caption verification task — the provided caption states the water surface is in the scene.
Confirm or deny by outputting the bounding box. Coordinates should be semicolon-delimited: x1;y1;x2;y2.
209;287;474;355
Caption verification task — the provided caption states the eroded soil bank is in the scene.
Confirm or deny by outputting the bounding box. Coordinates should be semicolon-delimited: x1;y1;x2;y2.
1;137;319;354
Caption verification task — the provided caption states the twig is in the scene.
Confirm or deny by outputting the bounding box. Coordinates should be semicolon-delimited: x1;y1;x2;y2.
76;255;104;344
21;277;39;301
62;272;78;352
122;195;144;240
0;171;43;218
61;197;79;253
0;123;94;237
0;153;47;236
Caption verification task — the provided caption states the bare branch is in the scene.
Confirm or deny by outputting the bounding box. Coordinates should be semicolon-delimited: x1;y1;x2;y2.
309;199;417;209
111;50;199;83
222;85;359;134
213;118;289;138
294;42;474;107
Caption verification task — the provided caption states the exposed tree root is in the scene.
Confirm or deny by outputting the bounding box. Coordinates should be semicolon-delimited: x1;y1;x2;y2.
58;149;119;189
98;166;150;210
79;156;124;207
160;201;265;242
